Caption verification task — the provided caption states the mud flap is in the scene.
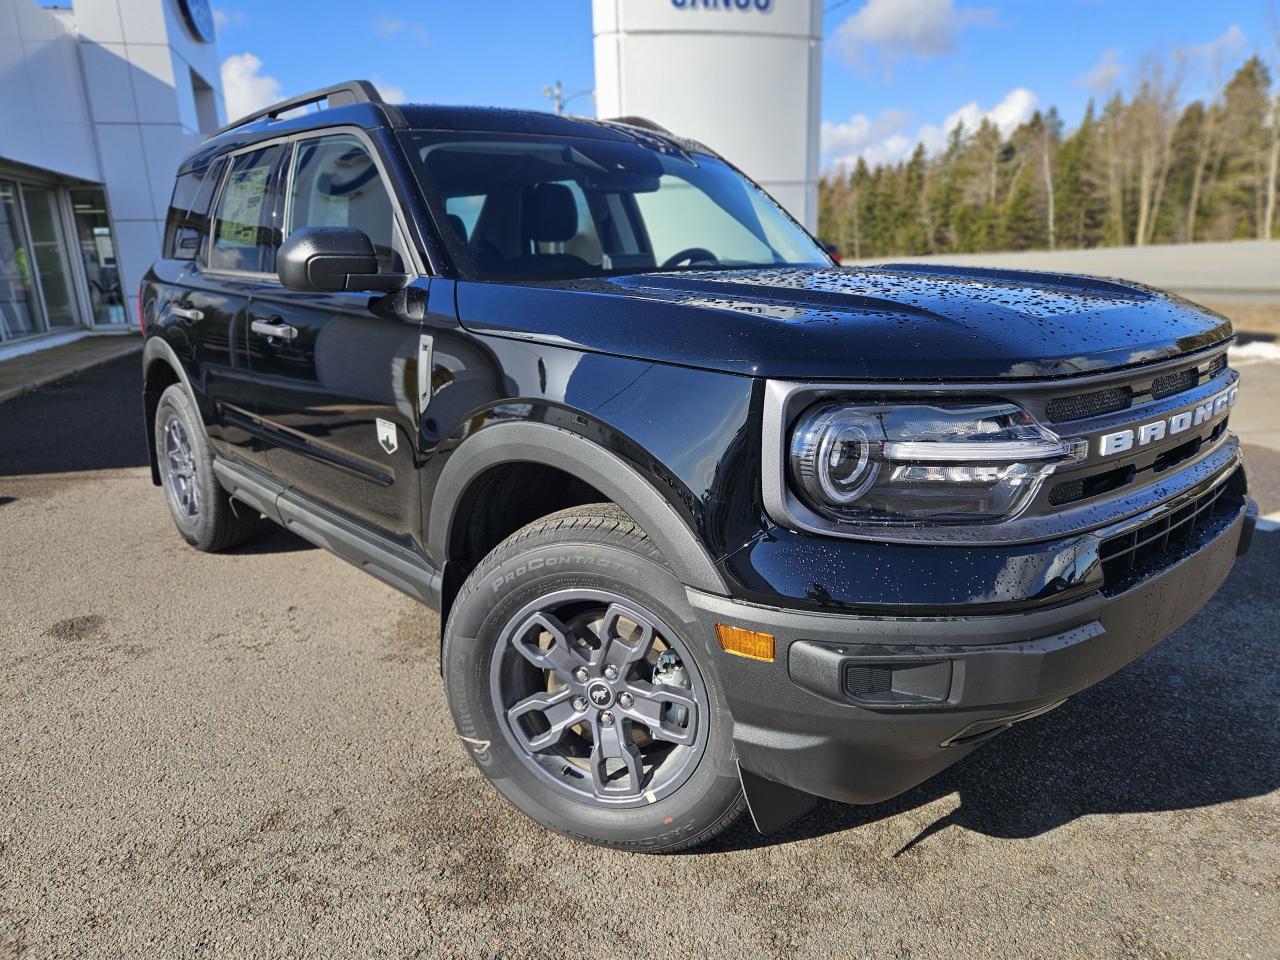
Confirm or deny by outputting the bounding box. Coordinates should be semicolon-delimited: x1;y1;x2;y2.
738;762;819;835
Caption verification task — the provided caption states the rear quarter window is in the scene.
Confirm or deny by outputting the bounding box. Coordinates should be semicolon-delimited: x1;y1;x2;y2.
163;158;224;261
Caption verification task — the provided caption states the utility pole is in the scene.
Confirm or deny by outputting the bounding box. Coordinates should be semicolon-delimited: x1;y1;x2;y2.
543;80;593;116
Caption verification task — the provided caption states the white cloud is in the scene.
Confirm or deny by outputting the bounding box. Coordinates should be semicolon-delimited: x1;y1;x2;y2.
220;52;283;122
212;7;245;32
945;86;1037;139
372;77;406;103
821;108;915;167
832;0;996;75
822;87;1037;171
1182;24;1246;67
374;14;429;45
1078;49;1123;93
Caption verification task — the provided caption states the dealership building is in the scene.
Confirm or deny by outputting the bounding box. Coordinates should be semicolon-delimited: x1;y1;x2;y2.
1;0;824;360
593;0;822;233
0;0;223;357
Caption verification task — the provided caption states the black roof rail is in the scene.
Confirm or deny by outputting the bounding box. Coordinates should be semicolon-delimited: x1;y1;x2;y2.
207;79;384;140
608;116;671;134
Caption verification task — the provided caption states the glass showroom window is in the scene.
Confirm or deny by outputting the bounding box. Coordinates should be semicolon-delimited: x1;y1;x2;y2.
0;179;42;342
0;177;101;343
70;189;125;326
22;184;80;331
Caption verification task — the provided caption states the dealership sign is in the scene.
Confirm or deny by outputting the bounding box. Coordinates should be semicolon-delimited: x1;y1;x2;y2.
177;0;216;43
670;0;774;10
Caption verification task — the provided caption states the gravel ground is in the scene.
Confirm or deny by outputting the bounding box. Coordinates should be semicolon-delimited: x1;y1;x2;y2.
1;354;1277;960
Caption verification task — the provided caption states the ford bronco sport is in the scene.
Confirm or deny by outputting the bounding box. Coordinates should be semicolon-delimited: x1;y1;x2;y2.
141;81;1257;852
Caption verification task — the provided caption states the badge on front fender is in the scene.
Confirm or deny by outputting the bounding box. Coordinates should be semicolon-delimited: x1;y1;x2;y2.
376;418;398;454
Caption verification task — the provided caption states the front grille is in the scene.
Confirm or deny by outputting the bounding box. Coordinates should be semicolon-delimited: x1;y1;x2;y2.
1038;349;1233;512
1045;386;1132;423
844;664;892;697
1048;464;1134;505
1098;472;1243;595
1046;352;1225;424
1151;367;1198;400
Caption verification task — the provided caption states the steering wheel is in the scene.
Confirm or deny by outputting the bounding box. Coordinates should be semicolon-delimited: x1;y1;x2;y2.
660;247;718;270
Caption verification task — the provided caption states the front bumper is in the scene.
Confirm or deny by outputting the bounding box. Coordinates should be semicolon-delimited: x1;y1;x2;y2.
689;483;1255;808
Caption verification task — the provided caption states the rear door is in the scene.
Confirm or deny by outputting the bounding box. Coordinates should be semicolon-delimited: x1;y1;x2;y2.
247;130;426;544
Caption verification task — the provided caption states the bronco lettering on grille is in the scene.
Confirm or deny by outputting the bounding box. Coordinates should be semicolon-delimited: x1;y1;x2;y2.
1097;385;1238;457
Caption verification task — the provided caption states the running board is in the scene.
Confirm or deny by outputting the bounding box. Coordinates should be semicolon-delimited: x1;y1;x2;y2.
211;457;442;609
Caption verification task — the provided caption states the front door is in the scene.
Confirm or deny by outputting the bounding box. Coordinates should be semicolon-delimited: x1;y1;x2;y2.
248;131;425;544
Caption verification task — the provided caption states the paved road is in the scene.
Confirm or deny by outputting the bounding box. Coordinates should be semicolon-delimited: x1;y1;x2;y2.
1;354;1277;959
848;239;1280;305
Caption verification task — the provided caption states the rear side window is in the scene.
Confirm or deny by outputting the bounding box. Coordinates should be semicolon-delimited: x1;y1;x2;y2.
163;158;224;260
208;145;285;273
286;133;403;273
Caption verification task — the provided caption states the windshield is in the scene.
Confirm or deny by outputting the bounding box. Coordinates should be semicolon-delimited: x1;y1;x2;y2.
399;130;828;282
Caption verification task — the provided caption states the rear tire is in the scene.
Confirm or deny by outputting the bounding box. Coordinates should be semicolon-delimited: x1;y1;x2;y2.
443;504;745;852
155;383;259;552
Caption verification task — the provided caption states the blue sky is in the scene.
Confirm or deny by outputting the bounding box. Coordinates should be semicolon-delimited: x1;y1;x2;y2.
210;0;1276;170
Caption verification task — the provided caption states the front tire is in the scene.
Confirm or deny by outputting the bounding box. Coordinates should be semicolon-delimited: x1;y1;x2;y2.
443;504;745;852
155;383;259;552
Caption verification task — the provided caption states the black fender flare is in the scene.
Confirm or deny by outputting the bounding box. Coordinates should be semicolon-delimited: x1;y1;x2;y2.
427;420;729;597
141;336;199;485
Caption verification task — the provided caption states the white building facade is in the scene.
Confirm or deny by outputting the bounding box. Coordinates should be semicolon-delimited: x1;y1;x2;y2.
592;0;823;230
0;0;223;354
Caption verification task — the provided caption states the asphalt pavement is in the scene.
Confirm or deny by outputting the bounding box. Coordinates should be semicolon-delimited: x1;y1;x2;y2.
1;352;1277;959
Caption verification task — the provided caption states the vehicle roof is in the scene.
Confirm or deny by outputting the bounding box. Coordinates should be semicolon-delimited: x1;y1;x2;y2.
180;101;698;174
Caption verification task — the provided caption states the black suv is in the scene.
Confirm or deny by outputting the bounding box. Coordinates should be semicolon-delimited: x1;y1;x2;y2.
142;81;1256;852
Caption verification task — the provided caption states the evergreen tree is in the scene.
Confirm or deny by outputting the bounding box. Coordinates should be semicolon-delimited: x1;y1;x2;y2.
816;46;1277;258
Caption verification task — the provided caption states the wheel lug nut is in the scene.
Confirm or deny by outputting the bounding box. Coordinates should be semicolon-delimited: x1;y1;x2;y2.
600;711;615;727
573;696;588;712
573;667;588;683
603;665;618;681
618;692;633;709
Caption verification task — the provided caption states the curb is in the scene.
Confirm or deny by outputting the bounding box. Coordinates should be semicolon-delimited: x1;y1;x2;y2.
1235;330;1279;346
0;339;142;407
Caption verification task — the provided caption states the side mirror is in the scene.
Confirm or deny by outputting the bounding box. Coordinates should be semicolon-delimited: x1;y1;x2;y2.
277;226;407;293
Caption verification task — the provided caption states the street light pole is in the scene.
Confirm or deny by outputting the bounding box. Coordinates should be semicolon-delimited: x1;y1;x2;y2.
542;79;594;116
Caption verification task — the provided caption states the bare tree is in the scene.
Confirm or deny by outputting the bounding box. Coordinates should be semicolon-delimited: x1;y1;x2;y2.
1265;15;1280;238
1132;55;1182;246
1101;93;1129;246
1042;126;1057;249
1185;46;1231;241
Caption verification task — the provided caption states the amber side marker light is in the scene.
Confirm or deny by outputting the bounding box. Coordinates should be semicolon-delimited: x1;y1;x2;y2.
716;624;775;662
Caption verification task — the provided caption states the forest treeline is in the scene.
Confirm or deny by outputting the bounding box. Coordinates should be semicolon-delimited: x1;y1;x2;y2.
818;55;1280;258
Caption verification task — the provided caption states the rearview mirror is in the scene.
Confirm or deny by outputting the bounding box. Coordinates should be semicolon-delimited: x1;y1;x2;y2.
277;226;406;293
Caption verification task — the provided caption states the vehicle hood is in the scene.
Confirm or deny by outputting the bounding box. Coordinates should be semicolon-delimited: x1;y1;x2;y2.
456;264;1233;380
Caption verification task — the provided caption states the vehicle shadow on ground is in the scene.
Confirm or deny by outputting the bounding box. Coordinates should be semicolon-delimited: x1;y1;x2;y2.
704;532;1280;854
0;355;149;476
228;525;316;555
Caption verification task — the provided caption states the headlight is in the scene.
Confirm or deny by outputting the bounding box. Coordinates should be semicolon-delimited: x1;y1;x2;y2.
788;402;1086;525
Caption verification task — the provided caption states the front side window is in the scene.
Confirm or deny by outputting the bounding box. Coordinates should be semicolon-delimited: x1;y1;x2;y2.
399;131;827;282
209;145;284;273
287;134;403;273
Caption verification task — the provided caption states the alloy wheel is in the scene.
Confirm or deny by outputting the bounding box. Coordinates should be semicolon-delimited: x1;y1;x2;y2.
489;588;709;807
162;414;200;521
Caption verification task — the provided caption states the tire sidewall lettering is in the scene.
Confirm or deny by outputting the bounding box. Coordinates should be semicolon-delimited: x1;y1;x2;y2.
491;553;640;593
